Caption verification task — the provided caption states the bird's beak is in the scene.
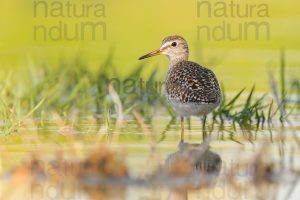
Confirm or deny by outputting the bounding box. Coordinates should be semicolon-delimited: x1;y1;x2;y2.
138;48;162;60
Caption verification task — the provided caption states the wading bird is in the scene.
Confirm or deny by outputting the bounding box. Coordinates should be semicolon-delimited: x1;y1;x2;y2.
139;35;221;142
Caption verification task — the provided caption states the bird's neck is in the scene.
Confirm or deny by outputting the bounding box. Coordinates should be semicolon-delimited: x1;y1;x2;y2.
168;55;188;66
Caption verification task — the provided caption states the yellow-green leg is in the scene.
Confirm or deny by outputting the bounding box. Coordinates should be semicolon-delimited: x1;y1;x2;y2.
202;115;207;140
180;116;184;142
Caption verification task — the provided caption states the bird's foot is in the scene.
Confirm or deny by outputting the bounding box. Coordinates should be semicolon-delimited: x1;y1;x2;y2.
178;140;186;151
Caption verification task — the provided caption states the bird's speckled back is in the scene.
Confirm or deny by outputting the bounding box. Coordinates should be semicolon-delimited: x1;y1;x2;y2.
166;60;221;105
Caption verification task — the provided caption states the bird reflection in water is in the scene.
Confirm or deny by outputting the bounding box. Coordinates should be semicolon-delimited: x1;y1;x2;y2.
166;141;222;200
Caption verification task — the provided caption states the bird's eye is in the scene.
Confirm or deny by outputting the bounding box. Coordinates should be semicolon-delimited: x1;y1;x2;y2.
171;42;177;47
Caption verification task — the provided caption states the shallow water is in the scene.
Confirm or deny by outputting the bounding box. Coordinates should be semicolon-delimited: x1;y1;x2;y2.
0;110;300;200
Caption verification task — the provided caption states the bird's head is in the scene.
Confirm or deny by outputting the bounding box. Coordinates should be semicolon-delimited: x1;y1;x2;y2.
139;35;189;65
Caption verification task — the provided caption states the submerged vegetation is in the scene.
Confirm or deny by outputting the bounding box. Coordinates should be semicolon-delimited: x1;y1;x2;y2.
0;0;299;199
0;49;299;200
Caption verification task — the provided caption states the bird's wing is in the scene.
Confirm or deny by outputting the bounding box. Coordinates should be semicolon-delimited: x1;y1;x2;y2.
167;61;221;104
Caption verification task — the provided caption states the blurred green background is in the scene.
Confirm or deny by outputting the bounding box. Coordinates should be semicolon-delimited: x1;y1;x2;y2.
0;0;299;91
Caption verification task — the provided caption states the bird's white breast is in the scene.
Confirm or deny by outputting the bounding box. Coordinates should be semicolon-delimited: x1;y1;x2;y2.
167;97;219;117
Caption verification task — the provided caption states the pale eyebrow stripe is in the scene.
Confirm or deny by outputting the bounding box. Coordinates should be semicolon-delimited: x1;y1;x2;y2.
160;42;170;49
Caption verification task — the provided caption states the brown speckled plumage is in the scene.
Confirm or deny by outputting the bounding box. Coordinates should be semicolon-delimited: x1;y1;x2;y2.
166;60;221;104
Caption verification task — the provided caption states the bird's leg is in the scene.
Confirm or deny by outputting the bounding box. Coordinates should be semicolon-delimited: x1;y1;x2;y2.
180;116;184;142
202;115;207;140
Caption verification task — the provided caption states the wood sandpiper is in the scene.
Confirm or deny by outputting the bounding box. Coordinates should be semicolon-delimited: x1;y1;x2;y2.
139;35;221;142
